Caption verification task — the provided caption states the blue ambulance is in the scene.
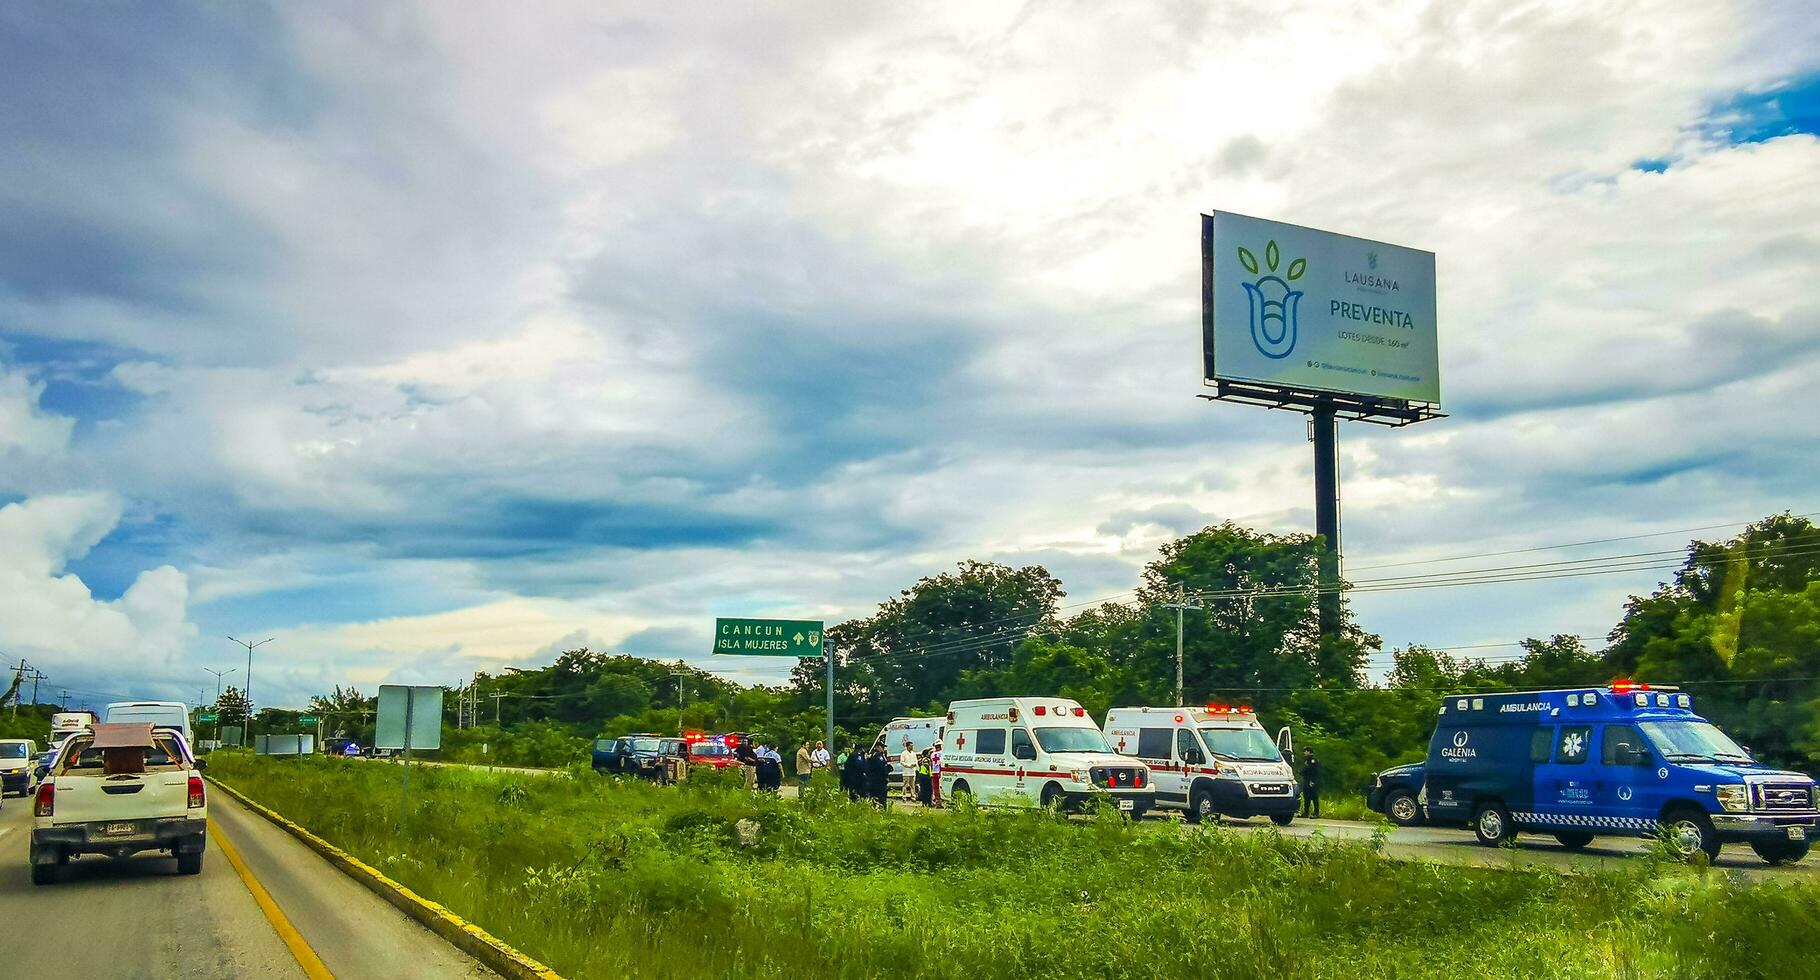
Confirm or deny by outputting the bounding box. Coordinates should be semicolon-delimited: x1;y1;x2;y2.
1421;683;1817;863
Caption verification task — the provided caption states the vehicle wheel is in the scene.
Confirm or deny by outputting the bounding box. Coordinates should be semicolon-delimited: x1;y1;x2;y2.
1186;786;1216;825
1039;782;1064;811
1749;838;1810;865
1661;807;1722;863
1553;830;1595;851
31;861;55;885
949;780;972;804
178;847;204;876
1386;790;1422;827
1270;813;1295;827
1473;802;1515;847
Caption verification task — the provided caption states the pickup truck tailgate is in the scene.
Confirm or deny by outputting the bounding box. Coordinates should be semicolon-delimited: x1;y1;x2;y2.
50;772;193;825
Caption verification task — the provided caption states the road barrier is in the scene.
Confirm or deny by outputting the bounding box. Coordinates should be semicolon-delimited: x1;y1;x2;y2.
206;776;563;980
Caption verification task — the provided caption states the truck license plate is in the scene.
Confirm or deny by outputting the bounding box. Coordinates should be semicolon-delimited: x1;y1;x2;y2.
103;822;136;836
1118;799;1134;811
1789;827;1807;841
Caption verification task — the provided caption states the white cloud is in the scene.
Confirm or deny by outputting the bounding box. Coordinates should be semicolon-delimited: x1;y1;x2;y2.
0;493;195;677
0;362;74;460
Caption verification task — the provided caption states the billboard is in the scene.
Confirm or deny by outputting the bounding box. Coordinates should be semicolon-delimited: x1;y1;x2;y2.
1202;211;1439;405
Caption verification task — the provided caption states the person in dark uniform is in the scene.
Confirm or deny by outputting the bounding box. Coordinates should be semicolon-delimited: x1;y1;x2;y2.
1300;750;1321;819
843;744;867;801
866;746;890;806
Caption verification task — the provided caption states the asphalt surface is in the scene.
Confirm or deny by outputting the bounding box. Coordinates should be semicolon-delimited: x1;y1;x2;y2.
0;783;495;979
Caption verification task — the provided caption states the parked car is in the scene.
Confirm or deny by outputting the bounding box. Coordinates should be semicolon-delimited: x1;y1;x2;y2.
31;723;207;884
593;734;668;777
1367;762;1427;826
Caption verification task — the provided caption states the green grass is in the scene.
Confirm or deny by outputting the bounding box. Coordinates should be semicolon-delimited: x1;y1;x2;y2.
209;751;1815;980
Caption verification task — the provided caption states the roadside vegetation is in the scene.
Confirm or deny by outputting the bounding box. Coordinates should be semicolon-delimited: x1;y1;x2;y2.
210;751;1818;980
243;513;1820;797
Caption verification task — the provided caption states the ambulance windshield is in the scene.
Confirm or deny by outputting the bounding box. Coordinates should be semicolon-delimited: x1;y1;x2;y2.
1639;721;1751;762
1199;727;1281;762
1033;727;1113;754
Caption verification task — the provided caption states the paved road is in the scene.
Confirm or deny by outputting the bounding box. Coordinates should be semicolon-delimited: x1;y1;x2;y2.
0;785;495;979
1218;813;1816;880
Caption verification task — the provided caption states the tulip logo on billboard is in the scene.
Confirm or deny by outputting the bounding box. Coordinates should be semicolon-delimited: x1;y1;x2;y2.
1237;240;1307;360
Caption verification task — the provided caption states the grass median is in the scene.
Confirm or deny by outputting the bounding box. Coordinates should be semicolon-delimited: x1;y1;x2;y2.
209;750;1815;979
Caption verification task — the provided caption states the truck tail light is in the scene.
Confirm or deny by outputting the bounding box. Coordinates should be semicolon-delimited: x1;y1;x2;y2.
188;775;206;809
35;782;54;817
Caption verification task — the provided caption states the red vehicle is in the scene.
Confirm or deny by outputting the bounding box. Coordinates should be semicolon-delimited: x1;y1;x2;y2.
682;732;741;770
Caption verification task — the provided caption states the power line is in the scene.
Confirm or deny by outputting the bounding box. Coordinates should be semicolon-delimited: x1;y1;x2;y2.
1349;509;1820;572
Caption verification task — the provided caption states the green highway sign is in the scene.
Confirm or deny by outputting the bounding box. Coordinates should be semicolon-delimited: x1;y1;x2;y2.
197;712;219;723
713;618;826;657
298;715;318;726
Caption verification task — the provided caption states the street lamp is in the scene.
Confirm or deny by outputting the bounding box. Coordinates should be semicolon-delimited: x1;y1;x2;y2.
227;636;272;746
203;667;238;746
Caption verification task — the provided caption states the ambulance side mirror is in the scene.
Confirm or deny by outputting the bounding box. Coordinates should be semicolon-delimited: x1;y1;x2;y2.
1183;747;1204;766
1012;743;1037;762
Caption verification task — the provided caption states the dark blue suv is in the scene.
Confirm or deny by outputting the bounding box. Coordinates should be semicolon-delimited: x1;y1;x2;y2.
1423;684;1816;863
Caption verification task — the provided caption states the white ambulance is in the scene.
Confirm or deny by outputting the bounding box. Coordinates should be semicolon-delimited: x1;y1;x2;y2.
1104;705;1298;824
940;697;1154;814
869;716;945;779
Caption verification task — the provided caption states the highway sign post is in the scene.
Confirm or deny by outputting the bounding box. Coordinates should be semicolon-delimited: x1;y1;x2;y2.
1200;211;1444;646
713;617;833;752
376;685;443;827
197;711;219;723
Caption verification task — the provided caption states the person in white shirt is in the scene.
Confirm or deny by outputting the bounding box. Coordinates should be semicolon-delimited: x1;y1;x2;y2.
811;740;831;771
899;740;918;802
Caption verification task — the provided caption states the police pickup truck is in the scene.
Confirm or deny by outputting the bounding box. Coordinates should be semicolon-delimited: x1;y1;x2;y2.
1423;683;1817;863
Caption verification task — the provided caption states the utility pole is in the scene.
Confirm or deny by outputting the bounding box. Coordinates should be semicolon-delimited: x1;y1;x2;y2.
59;690;69;710
1162;584;1204;707
490;692;506;725
8;659;27;719
227;635;273;746
669;672;689;734
30;667;45;709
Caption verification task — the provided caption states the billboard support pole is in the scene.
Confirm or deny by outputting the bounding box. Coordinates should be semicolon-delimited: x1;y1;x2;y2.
1312;402;1341;644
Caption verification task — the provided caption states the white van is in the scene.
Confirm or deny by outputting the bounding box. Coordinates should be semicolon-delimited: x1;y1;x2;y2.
940;697;1154;814
1104;705;1298;824
0;739;40;796
104;701;193;747
869;716;945;778
50;711;98;740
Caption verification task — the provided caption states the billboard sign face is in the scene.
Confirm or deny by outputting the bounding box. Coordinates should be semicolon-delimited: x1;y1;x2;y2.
1203;211;1439;404
713;618;826;657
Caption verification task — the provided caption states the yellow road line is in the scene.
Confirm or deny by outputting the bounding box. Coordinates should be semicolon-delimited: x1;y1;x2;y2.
209;816;336;980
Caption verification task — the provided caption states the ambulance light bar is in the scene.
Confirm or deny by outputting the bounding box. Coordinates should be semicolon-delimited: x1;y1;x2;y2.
1203;704;1254;715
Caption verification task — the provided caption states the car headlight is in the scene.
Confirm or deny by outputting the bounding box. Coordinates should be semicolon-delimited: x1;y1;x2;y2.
1715;784;1749;812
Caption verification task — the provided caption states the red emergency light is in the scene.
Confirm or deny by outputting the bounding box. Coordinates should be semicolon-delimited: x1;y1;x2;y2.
1073;707;1084;717
1034;705;1047;716
1610;680;1651;695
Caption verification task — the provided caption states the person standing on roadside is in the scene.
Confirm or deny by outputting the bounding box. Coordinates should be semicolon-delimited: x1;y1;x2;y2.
845;744;867;801
795;741;814;787
929;741;943;806
811;739;831;776
898;739;917;803
915;747;933;806
736;739;759;791
836;745;850;793
1300;750;1321;819
867;746;890;806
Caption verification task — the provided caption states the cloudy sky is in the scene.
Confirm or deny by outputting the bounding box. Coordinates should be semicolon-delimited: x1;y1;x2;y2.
3;1;1818;711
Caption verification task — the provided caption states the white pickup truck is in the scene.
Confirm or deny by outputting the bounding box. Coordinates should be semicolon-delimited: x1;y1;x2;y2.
31;724;207;885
